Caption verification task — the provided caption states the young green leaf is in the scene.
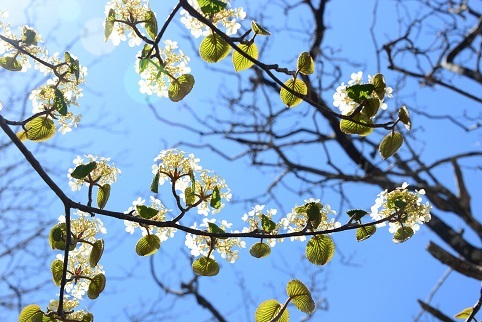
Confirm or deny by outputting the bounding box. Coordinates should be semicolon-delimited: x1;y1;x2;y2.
25;117;56;142
356;225;376;242
144;10;158;40
0;56;22;71
454;307;473;319
16;131;27;142
261;214;277;233
346;83;375;103
232;43;258;72
339;113;373;136
70;161;96;179
50;259;64;286
251;20;271;36
255;299;289;322
87;273;106;299
54;88;68;116
379;131;404;159
372;73;387;100
135;234;161;256
280;78;307;108
89;239;104;267
97;184;110;209
18;304;44;322
22;28;37;46
197;0;227;15
104;8;116;41
297;52;314;75
306;203;321;229
398;105;412;130
168;74;195;102
185;186;196;205
135;205;158;219
393;226;414;243
150;171;159;193
346;209;369;221
210;186;221;209
192;256;220;276
64;52;80;83
286;279;315;313
199;34;231;63
208;222;227;239
363;98;380;119
249;242;271;258
306;235;335;266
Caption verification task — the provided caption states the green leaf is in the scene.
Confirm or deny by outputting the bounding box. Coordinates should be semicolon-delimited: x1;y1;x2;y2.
189;170;196;194
70;161;96;179
261;214;276;233
87;273;106;299
80;313;94;322
48;223;76;251
210;186;221;209
0;56;22;71
372;73;386;100
135;205;158;219
97;184;110;209
393;198;407;210
346;83;375;103
168;74;195;102
104;8;116;41
306;203;321;229
141;44;152;58
18;304;44;322
346;209;369;221
393;226;414;243
297;52;314;75
54;88;68;116
255;299;289;322
249;242;271;258
363;98;380;119
199;34;231;63
379;131;404;159
208;222;227;239
286;279;315;313
251;20;271;36
339;113;373;136
197;0;227;15
185;186;196;206
150;171;159;193
50;259;63;286
16;131;27;142
192;257;220;276
280;78;307;108
454;307;473;319
232;43;258;72
356;225;376;242
135;234;161;256
89;239;104;267
144;10;157;40
25;117;56;142
64;52;80;83
306;235;335;266
22;28;38;46
398;105;411;130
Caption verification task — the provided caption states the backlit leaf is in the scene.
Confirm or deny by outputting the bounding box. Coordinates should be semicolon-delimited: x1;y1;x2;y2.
346;209;369;221
255;299;289;322
454;307;473;319
0;56;22;71
393;226;414;243
150;171;159;193
89;239;104;267
25;117;56;142
346;83;374;103
232;43;258;72
249;242;271;258
135;234;161;256
297;52;314;75
372;73;386;100
286;279;315;313
356;225;376;242
135;205;158;219
208;222;227;239
306;203;321;229
210;186;221;209
280;78;307;108
50;259;63;286
70;161;96;179
168;74;195;102
104;8;116;41
97;184;110;209
197;0;227;15
144;10;158;40
306;235;335;266
87;273;106;299
199;34;231;63
54;88;68;116
379;131;404;159
363;98;380;119
339;113;373;136
18;304;43;322
398;105;412;130
251;20;271;36
192;257;220;276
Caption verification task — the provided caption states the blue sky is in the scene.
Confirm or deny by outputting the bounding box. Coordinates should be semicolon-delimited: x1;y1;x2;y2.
1;0;480;321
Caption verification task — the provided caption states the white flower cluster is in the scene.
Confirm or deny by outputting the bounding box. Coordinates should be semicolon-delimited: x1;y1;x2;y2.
241;204;281;247
280;199;340;242
124;196;177;242
185;218;246;263
47;297;80;314
180;0;247;38
68;155;121;192
152;149;232;216
55;211;106;300
333;71;393;115
136;40;191;97
104;0;150;46
370;182;432;235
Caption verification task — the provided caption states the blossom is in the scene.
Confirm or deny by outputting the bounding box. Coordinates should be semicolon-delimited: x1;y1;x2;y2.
370;182;431;241
67;155;121;192
180;0;246;38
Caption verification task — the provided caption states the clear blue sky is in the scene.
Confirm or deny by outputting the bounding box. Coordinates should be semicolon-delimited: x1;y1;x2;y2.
1;0;480;321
